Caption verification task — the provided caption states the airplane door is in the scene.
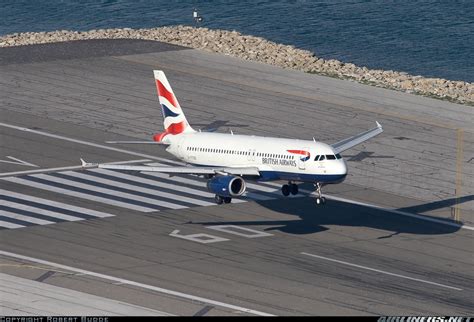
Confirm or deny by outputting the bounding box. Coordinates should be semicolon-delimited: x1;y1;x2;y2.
248;149;256;161
298;147;309;170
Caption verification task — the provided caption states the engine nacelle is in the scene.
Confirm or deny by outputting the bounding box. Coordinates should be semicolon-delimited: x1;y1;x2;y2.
206;175;246;198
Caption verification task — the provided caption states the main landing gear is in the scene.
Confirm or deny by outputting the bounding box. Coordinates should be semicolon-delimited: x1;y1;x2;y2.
315;182;326;205
214;195;232;205
281;182;299;197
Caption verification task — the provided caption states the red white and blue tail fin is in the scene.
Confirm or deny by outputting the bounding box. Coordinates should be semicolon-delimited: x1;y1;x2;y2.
153;70;195;142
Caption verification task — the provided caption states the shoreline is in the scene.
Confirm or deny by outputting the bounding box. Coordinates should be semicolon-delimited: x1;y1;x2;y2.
1;25;472;106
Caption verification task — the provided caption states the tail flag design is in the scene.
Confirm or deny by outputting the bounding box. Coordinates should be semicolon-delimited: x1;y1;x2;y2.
153;70;195;142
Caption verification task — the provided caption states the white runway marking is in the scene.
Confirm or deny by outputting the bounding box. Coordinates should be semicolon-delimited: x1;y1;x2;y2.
0;250;275;316
0;156;38;167
0;221;25;229
301;252;462;291
31;173;186;210
2;177;157;213
64;170;213;207
1;210;55;226
0;188;115;229
90;168;215;198
0;189;114;218
0;200;82;222
0;122;181;164
322;194;474;231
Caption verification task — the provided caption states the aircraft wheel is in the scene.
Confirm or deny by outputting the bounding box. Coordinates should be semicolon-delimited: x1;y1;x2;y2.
224;197;232;204
281;184;290;196
215;195;224;205
316;197;326;205
290;184;299;195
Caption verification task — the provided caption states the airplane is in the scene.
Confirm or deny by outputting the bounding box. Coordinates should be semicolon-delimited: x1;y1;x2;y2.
82;70;383;205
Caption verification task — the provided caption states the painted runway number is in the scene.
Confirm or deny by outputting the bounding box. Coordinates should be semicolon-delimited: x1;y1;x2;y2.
169;226;273;244
169;230;230;244
206;225;273;238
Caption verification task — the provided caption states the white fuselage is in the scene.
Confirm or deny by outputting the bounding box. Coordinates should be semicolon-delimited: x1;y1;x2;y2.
164;132;347;183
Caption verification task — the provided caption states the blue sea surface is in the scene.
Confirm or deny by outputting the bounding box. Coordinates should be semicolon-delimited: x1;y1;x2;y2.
1;0;473;82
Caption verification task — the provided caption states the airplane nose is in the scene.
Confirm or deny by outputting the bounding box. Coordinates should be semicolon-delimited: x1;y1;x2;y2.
340;159;348;176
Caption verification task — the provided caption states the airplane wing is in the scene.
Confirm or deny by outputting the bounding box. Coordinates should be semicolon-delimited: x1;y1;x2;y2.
331;122;383;154
80;159;260;176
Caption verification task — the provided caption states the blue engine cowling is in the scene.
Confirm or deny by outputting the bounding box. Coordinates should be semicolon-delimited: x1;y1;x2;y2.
206;175;246;197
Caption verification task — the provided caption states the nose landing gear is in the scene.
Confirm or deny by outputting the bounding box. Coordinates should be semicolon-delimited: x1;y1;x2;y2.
315;182;326;205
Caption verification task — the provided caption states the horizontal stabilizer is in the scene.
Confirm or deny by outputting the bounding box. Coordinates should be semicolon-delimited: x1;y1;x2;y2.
80;158;99;168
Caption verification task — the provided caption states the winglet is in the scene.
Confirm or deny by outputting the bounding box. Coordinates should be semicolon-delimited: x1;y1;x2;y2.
376;121;382;129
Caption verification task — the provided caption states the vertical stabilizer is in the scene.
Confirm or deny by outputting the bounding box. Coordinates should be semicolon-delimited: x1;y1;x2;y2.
153;70;195;142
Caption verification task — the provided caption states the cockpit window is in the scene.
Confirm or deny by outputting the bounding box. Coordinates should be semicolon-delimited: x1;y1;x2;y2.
314;155;320;161
319;155;326;161
326;154;336;160
336;154;342;159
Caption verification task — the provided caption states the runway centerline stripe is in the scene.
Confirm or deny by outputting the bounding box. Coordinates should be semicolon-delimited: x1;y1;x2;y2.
0;213;47;226
29;173;175;210
60;170;212;207
0;205;65;223
301;252;463;291
0;189;113;218
2;177;157;213
0;250;275;316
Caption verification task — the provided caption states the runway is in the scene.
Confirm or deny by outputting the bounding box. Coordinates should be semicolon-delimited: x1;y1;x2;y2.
0;39;472;315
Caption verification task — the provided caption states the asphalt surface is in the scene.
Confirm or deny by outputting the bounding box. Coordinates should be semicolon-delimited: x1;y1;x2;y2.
0;39;473;316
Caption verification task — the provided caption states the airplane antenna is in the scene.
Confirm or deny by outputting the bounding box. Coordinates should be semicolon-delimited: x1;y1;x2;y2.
313;137;316;142
230;129;234;135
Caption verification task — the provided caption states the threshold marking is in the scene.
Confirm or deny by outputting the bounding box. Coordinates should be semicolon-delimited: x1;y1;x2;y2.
301;252;462;291
0;250;274;316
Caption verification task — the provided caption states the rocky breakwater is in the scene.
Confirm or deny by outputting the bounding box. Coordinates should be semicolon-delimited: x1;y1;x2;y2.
1;26;472;105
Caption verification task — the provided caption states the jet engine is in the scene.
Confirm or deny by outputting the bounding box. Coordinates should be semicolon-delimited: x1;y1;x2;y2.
206;175;246;197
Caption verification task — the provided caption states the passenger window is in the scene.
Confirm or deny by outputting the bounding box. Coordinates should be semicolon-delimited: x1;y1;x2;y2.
326;155;336;160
